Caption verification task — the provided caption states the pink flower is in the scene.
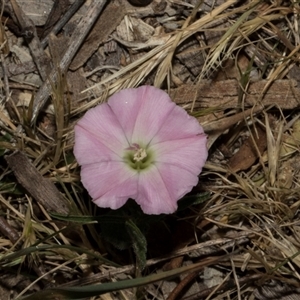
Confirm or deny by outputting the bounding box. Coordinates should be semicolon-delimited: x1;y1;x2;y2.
74;86;208;214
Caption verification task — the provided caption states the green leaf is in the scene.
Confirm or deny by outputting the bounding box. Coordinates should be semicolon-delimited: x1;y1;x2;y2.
0;244;118;268
100;214;132;250
0;133;13;156
52;211;133;250
50;213;98;223
19;255;227;300
126;219;147;270
177;192;211;211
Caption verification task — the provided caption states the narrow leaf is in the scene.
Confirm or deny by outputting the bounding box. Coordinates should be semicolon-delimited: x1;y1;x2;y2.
19;255;229;300
126;219;147;270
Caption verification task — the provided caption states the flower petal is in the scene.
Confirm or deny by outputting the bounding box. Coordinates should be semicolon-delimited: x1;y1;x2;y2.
108;86;175;144
75;103;129;163
150;105;205;144
135;166;175;214
74;86;208;215
150;136;208;175
74;126;122;165
158;163;200;198
80;161;139;210
137;163;200;214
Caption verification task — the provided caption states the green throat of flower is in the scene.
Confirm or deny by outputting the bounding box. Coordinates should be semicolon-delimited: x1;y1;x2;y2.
124;143;154;171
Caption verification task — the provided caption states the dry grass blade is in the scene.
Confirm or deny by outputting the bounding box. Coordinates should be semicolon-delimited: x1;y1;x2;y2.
81;0;238;111
31;0;108;123
265;44;300;90
154;0;203;89
199;1;260;80
1;0;300;298
265;113;283;186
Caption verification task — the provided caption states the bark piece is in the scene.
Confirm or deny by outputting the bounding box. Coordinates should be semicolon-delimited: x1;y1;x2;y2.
70;2;125;71
228;124;267;172
176;42;205;78
15;0;52;26
0;216;20;243
10;0;51;80
170;79;300;110
203;106;263;149
41;0;85;48
254;281;300;300
41;0;70;39
5;151;70;215
31;0;108;123
67;69;87;104
7;60;36;76
203;106;263;133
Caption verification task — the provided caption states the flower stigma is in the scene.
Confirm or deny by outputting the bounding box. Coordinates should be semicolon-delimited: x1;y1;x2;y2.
124;143;154;171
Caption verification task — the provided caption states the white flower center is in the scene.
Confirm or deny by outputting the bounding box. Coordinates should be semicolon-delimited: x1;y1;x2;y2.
133;148;147;162
124;143;154;171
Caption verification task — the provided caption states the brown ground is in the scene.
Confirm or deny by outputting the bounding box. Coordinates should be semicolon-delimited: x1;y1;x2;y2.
1;0;300;299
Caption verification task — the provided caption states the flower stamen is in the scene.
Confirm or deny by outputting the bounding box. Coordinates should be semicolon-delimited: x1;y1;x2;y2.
133;148;147;161
124;143;153;171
